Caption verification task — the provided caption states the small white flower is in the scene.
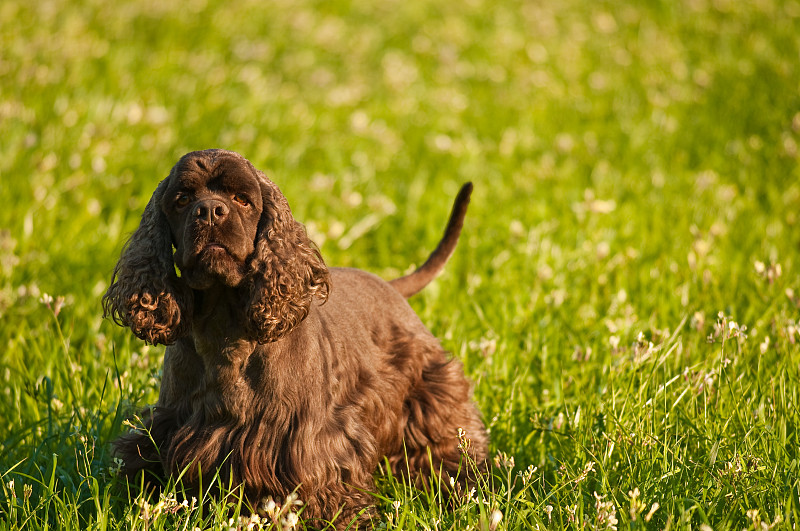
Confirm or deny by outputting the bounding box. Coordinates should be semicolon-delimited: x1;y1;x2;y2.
644;502;659;522
282;512;299;529
262;497;277;515
760;336;771;354
489;509;503;530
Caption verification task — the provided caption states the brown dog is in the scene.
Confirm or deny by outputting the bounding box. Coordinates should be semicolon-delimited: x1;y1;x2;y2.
103;149;487;527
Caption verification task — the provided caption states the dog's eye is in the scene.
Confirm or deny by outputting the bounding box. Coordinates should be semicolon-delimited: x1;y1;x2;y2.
175;194;191;208
232;194;250;207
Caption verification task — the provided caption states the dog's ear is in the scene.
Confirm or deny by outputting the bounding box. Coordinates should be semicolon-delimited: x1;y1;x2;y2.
103;177;191;345
245;176;330;343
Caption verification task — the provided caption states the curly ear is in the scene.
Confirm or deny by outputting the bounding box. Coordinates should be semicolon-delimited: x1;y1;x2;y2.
246;177;330;343
102;178;191;345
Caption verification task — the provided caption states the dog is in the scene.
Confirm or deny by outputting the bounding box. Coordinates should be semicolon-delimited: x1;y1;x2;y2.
103;149;487;527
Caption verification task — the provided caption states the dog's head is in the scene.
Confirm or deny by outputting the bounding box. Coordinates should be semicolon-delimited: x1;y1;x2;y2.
103;149;330;345
163;150;264;290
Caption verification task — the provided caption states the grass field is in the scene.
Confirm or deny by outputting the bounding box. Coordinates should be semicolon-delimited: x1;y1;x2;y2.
2;0;800;528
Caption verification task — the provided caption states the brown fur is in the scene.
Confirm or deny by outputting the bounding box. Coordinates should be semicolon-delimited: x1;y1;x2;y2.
103;149;487;528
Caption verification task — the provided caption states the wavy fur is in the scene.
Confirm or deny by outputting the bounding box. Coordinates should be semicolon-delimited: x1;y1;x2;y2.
102;178;191;345
106;150;487;529
246;176;330;343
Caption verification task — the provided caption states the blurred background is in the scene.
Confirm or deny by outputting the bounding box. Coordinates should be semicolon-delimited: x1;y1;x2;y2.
1;0;800;527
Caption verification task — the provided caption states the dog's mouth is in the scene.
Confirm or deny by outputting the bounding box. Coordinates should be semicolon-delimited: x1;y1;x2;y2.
195;241;231;257
180;240;247;289
191;242;235;267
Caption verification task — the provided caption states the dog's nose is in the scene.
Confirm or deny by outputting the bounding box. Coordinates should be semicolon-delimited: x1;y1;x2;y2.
194;199;229;225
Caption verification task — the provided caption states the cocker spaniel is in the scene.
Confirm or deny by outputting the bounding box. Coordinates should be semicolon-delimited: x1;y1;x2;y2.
103;149;487;527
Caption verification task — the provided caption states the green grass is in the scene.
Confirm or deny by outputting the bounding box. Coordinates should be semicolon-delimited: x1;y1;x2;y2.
2;0;800;528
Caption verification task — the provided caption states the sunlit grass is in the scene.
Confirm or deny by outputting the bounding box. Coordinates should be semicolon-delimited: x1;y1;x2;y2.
2;0;800;528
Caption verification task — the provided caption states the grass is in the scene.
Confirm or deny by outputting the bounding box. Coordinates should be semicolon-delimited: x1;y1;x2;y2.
1;0;800;528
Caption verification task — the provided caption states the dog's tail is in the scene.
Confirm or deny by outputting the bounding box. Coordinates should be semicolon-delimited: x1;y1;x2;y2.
389;182;473;298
